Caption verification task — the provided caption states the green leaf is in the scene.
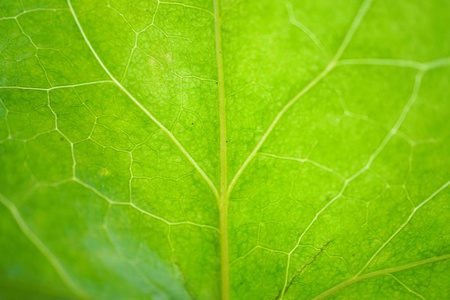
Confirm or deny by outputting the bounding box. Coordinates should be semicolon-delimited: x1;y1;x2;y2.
1;0;449;299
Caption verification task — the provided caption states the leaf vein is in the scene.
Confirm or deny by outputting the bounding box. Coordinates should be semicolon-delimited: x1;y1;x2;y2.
0;192;86;298
66;0;218;199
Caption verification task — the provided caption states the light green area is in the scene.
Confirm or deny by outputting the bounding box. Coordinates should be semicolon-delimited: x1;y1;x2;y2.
0;0;449;299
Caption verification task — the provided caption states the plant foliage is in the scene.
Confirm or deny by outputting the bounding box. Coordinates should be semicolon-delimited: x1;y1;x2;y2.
1;0;449;299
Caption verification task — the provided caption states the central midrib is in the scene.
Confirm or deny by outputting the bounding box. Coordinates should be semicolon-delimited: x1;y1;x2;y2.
213;0;230;299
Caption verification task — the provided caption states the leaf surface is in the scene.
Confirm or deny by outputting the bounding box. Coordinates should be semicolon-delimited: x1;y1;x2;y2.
0;0;449;299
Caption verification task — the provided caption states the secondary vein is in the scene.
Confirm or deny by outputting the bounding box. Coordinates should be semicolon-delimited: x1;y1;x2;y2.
228;0;374;200
313;254;450;300
0;193;86;298
67;0;218;199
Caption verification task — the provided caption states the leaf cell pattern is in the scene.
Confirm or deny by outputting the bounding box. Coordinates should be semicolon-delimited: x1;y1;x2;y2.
0;0;449;299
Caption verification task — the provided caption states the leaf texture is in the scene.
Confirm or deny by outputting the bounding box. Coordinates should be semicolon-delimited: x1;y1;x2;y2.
0;0;449;299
